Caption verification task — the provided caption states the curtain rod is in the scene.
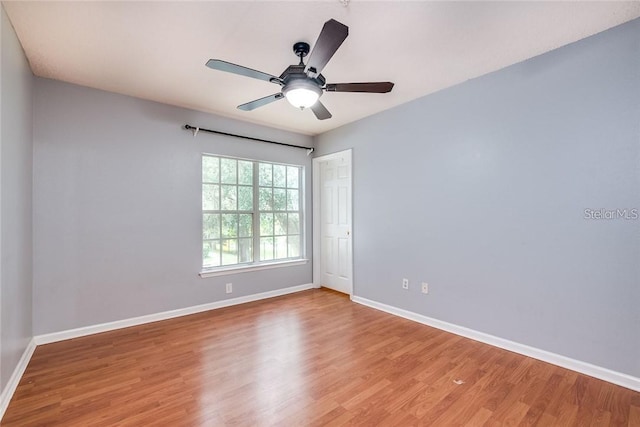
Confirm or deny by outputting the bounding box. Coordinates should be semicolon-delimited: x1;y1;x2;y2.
184;124;314;155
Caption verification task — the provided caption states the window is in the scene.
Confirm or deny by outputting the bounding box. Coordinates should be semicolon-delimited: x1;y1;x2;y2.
202;155;303;270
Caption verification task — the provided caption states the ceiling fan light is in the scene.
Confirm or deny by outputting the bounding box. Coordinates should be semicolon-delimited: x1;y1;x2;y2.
283;82;322;109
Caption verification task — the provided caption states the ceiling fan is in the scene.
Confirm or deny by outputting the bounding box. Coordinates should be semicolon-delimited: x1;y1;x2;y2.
206;19;394;120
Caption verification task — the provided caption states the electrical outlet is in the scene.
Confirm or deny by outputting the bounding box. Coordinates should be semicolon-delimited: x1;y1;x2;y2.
402;278;409;290
225;283;233;294
422;282;429;294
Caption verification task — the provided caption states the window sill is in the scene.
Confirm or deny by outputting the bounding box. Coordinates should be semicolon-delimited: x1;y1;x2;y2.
199;259;309;278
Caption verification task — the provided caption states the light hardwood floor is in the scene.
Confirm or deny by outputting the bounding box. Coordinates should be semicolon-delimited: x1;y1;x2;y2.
3;289;639;426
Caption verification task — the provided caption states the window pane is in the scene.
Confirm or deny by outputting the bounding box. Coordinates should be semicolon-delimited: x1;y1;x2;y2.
221;214;238;238
221;239;238;265
287;213;299;235
238;161;253;185
259;187;273;210
260;237;274;261
273;188;286;211
203;184;220;210
239;238;253;263
287;166;299;188
203;240;221;267
274;236;287;259
288;235;300;258
238;186;253;211
274;213;287;235
203;156;219;183
287;189;299;211
221;158;237;184
238;214;252;238
203;214;220;239
259;163;272;186
273;165;286;187
221;185;237;210
260;213;273;236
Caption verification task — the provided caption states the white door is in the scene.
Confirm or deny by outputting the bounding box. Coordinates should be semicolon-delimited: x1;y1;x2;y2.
313;150;352;295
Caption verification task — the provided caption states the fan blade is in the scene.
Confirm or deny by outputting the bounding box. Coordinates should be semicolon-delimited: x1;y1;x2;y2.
206;59;283;85
311;101;332;120
326;82;394;93
238;93;284;111
305;19;348;76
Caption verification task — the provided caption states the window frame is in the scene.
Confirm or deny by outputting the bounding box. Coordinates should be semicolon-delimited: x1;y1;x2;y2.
200;153;307;277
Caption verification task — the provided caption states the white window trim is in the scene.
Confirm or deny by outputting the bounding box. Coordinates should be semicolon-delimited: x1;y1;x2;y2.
202;154;305;270
199;258;309;278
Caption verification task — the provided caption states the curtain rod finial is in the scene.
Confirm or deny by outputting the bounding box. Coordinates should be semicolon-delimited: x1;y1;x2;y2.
184;124;199;138
307;147;314;156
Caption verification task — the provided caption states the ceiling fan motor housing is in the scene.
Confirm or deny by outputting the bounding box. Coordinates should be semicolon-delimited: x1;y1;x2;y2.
279;65;326;88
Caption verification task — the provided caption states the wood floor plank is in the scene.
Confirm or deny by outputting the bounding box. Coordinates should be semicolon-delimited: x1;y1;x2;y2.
464;406;493;426
629;405;640;427
2;288;639;426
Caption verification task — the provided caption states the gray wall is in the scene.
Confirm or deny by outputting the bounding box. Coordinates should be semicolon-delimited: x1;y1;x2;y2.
33;78;313;335
315;18;640;377
0;5;33;388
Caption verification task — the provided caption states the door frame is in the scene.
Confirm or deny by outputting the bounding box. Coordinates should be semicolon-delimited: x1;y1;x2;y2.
312;149;353;296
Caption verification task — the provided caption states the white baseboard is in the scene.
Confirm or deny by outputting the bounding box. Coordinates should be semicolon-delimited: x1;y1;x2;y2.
35;283;314;345
0;338;37;421
351;295;640;393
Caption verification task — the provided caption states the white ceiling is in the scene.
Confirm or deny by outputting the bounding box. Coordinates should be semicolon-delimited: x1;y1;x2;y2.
4;1;640;136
